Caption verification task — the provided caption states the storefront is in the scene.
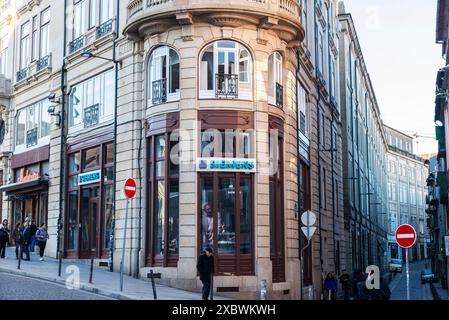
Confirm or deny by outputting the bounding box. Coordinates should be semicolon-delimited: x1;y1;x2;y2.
64;134;114;259
0;146;50;230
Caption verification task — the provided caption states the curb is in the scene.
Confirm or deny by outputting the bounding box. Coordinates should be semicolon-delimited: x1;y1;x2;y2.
0;266;138;300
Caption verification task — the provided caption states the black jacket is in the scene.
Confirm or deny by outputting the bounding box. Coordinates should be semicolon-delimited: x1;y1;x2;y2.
20;226;32;245
197;253;215;281
0;227;9;243
29;224;38;237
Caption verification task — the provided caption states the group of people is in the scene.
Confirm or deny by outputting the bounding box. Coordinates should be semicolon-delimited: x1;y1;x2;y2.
0;217;49;261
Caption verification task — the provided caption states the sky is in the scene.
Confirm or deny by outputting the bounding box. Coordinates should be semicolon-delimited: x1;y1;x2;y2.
341;0;441;155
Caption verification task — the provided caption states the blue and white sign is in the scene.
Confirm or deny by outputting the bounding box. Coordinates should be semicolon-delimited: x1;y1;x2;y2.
78;170;101;186
196;158;257;173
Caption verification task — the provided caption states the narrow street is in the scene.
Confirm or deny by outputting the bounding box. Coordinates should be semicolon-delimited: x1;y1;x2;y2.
389;260;433;300
0;272;112;300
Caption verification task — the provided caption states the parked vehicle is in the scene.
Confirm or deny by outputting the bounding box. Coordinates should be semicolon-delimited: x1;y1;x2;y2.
421;268;435;284
389;259;403;273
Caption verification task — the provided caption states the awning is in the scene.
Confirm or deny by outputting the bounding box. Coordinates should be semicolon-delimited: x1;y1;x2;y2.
0;177;49;195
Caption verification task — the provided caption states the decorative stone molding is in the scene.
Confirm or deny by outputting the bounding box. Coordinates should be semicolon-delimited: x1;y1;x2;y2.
138;19;177;38
17;0;42;18
205;13;259;28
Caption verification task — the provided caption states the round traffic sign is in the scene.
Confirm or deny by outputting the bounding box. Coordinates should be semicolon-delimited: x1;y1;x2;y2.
301;210;316;226
395;224;417;248
124;178;137;199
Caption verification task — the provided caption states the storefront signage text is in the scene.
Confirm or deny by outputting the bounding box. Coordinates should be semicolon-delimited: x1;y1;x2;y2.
196;158;257;173
78;170;101;186
18;171;40;182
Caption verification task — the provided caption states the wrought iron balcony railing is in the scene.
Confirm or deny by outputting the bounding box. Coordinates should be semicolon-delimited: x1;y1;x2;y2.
84;104;100;128
69;35;85;54
96;19;113;39
16;68;28;82
36;55;50;71
276;82;283;108
26;127;38;148
152;78;167;105
215;73;238;99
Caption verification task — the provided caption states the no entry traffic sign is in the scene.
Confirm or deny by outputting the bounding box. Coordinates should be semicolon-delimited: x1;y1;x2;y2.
395;224;417;248
124;178;137;199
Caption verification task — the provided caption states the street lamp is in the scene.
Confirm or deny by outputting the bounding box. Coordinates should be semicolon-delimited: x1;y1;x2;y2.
80;51;122;67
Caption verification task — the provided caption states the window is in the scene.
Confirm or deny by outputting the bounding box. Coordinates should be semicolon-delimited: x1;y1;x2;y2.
0;38;8;75
15;99;51;150
74;0;87;39
100;0;113;24
31;16;38;62
89;0;97;28
40;8;50;59
410;188;416;206
69;69;114;129
148;46;180;106
301;0;309;48
20;21;30;70
297;81;308;138
200;40;252;100
268;52;283;106
317;28;324;76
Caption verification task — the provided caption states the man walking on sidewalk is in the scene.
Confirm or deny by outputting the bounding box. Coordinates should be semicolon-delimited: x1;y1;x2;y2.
20;218;32;261
197;247;215;300
0;219;10;259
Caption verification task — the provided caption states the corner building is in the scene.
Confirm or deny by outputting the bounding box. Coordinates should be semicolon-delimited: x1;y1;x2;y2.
117;0;305;299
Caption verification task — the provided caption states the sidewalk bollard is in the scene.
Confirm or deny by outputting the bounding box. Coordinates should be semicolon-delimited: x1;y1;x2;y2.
260;280;267;300
210;274;214;300
17;245;22;270
89;257;94;284
150;270;157;300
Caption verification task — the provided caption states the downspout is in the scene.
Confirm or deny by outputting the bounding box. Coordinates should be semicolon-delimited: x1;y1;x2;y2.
296;47;303;300
57;0;68;277
109;0;120;273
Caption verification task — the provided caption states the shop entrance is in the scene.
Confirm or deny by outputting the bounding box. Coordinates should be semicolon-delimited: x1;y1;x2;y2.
12;193;48;228
79;186;100;259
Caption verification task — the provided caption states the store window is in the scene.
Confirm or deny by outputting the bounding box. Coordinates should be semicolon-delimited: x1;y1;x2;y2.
199;40;252;100
69;69;114;130
147;46;180;106
146;113;179;267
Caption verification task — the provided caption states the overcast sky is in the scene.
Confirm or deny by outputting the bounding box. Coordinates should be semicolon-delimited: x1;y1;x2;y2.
341;0;441;155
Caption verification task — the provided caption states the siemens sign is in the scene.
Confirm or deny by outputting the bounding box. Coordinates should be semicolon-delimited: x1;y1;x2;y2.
196;158;257;173
78;170;101;186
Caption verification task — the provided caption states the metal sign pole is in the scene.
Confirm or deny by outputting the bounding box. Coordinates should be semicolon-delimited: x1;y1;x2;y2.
406;248;410;300
120;198;129;292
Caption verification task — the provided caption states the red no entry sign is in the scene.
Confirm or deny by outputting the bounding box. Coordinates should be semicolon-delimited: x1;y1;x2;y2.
124;178;137;199
395;224;417;248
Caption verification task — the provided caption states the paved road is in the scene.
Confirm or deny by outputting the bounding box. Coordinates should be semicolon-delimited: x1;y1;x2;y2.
389;259;433;300
0;272;112;300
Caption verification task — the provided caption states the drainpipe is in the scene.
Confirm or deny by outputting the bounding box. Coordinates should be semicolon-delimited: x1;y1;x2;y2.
109;0;120;273
57;0;68;277
296;47;303;300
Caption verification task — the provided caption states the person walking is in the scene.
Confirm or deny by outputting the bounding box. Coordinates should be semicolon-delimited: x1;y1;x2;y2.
197;247;215;300
324;272;338;300
339;271;351;300
20;219;32;261
29;220;38;254
12;223;22;259
35;223;49;261
0;219;10;259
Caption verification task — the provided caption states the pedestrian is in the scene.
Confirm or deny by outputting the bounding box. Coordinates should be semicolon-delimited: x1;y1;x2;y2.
0;219;10;259
35;223;49;261
339;271;351;300
12;223;22;259
20;218;32;261
196;247;215;300
29;219;38;254
324;272;338;300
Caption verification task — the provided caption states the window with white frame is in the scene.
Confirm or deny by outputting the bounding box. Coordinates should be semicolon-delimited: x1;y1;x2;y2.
40;8;50;58
268;52;282;106
199;40;252;100
20;21;30;70
301;0;309;48
74;0;87;39
69;69;114;130
15;99;51;151
0;37;7;75
31;16;38;62
297;81;308;138
317;28;324;76
147;46;180;106
410;188;416;205
100;0;113;24
89;0;96;29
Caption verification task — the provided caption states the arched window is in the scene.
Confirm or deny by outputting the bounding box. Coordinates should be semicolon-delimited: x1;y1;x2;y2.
268;52;283;108
148;46;180;106
199;40;252;100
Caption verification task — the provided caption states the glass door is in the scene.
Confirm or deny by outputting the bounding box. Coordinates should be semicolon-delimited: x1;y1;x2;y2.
80;186;100;258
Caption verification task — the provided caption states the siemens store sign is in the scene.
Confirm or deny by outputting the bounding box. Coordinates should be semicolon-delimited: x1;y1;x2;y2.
196;158;257;173
78;170;102;186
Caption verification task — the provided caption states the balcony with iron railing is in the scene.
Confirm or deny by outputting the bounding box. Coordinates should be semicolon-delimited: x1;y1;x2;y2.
84;104;100;128
69;35;85;54
16;67;28;82
26;127;38;148
275;82;283;108
215;73;238;99
36;55;50;72
96;19;114;39
125;0;303;43
152;78;167;105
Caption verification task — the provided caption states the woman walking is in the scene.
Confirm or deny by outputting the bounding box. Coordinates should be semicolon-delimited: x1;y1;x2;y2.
0;219;9;259
12;223;22;259
35;223;49;261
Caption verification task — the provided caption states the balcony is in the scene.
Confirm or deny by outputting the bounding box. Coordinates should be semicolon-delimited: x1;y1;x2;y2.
215;73;238;99
36;55;50;72
96;19;113;39
275;82;283;108
152;78;167;105
84;104;100;128
16;68;28;82
26;127;38;148
124;0;304;45
69;36;85;54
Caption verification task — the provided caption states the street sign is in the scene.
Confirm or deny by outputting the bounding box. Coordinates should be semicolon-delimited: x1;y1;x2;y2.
124;178;137;199
395;224;417;248
301;211;317;241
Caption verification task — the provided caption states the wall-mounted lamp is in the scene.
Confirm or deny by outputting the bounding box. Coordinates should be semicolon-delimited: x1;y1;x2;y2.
47;95;61;127
80;51;122;68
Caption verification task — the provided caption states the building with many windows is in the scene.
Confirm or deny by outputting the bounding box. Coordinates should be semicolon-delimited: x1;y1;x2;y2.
384;126;429;263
